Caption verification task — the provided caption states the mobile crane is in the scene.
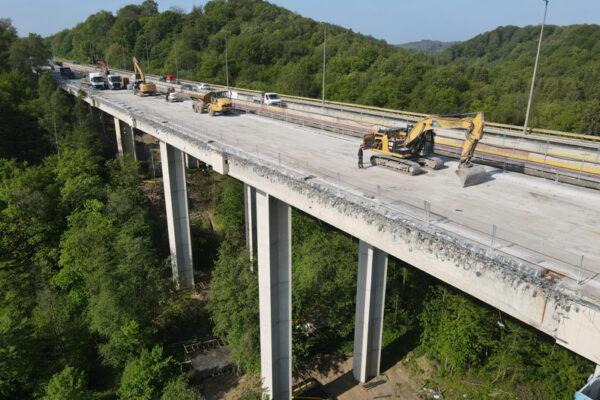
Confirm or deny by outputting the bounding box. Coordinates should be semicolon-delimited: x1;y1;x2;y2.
132;56;156;96
362;111;487;187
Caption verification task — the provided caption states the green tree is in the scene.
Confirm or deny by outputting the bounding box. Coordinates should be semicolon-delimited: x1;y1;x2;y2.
118;346;174;400
0;19;17;72
206;242;259;373
41;366;89;400
161;376;203;400
9;33;51;74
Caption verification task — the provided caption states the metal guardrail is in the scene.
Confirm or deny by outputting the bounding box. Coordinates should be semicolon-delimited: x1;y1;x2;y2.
60;76;600;295
234;102;600;187
64;62;600;143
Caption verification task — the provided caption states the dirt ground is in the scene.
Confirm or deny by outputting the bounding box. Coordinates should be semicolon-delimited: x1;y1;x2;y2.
199;353;425;400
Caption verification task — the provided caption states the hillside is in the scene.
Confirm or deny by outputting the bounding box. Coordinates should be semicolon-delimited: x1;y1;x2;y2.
397;39;459;53
48;1;600;135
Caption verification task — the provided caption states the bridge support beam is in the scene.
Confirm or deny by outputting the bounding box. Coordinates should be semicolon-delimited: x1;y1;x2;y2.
160;141;194;289
596;364;600;378
256;190;291;400
353;240;388;383
244;183;258;265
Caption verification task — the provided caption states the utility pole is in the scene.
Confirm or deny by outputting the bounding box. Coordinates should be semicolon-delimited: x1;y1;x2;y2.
225;32;229;89
322;25;326;104
144;36;150;75
174;34;179;82
120;37;126;70
523;0;549;135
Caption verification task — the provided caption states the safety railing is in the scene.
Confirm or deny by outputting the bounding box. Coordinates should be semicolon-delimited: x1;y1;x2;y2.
63;62;600;144
63;78;600;297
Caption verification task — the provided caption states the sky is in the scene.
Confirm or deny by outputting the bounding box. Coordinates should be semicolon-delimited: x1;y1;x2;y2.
2;0;600;43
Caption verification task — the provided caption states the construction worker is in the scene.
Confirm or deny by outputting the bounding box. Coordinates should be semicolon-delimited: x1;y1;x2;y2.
358;145;364;168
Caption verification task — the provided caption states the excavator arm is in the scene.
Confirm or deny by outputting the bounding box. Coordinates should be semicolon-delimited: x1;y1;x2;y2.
131;57;155;96
132;56;145;82
362;111;486;186
97;60;109;73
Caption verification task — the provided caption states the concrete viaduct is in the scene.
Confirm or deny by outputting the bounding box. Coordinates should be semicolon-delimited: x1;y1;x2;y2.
60;79;600;399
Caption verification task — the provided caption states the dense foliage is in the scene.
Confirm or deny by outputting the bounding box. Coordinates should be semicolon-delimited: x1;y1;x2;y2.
48;0;600;134
0;20;200;398
1;3;596;398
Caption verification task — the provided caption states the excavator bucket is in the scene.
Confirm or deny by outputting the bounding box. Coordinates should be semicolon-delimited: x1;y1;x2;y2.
456;166;487;188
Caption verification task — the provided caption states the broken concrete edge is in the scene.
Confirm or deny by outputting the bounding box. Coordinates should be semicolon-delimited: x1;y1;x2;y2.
65;82;600;362
70;81;598;312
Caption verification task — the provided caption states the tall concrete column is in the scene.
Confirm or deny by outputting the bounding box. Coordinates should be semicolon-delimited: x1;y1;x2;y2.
122;123;137;161
244;183;258;265
160;141;194;289
595;364;600;378
353;240;388;383
256;190;292;400
114;118;124;156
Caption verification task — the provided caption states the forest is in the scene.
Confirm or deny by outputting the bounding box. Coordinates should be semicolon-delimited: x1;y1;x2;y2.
46;0;600;135
1;1;597;399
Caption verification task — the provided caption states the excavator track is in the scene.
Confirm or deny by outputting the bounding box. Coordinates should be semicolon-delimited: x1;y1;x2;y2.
370;155;423;175
416;156;444;170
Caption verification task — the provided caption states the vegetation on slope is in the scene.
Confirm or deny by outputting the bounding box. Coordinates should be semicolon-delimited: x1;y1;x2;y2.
0;4;596;399
48;0;600;134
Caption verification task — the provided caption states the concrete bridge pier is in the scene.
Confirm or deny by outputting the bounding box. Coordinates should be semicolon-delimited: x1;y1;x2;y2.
353;240;388;383
596;364;600;378
256;190;292;400
244;183;258;265
113;118;137;160
160;141;194;289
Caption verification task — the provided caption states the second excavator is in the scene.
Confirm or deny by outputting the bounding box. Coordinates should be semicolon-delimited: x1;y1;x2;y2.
132;56;156;96
362;111;487;187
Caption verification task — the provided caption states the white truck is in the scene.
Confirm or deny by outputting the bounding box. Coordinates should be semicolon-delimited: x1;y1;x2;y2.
89;72;106;90
253;92;283;107
107;75;122;90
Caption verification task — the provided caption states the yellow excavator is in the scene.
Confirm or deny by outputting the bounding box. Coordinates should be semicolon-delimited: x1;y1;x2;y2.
132;57;156;96
362;111;487;187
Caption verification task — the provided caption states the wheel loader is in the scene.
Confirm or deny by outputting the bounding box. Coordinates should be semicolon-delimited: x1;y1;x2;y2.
362;111;487;187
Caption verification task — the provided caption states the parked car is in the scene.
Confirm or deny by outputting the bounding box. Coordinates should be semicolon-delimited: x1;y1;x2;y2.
165;88;183;102
59;66;75;79
181;83;194;91
159;76;166;82
197;83;211;91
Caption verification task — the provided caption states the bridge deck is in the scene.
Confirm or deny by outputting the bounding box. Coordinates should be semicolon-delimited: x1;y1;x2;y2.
88;86;600;301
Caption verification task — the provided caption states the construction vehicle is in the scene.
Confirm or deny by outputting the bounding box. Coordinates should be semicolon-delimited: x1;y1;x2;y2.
97;60;122;90
88;72;106;89
132;57;156;96
362;111;487;187
191;90;232;116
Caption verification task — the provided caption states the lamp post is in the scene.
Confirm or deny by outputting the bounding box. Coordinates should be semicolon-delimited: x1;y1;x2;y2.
322;25;326;105
144;36;150;75
120;37;126;70
225;32;229;89
523;0;549;135
173;34;179;82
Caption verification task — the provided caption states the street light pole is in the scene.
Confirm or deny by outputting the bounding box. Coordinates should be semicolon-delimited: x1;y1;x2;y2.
120;37;126;70
225;33;229;89
322;26;326;104
523;0;549;135
174;34;179;82
144;36;150;75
